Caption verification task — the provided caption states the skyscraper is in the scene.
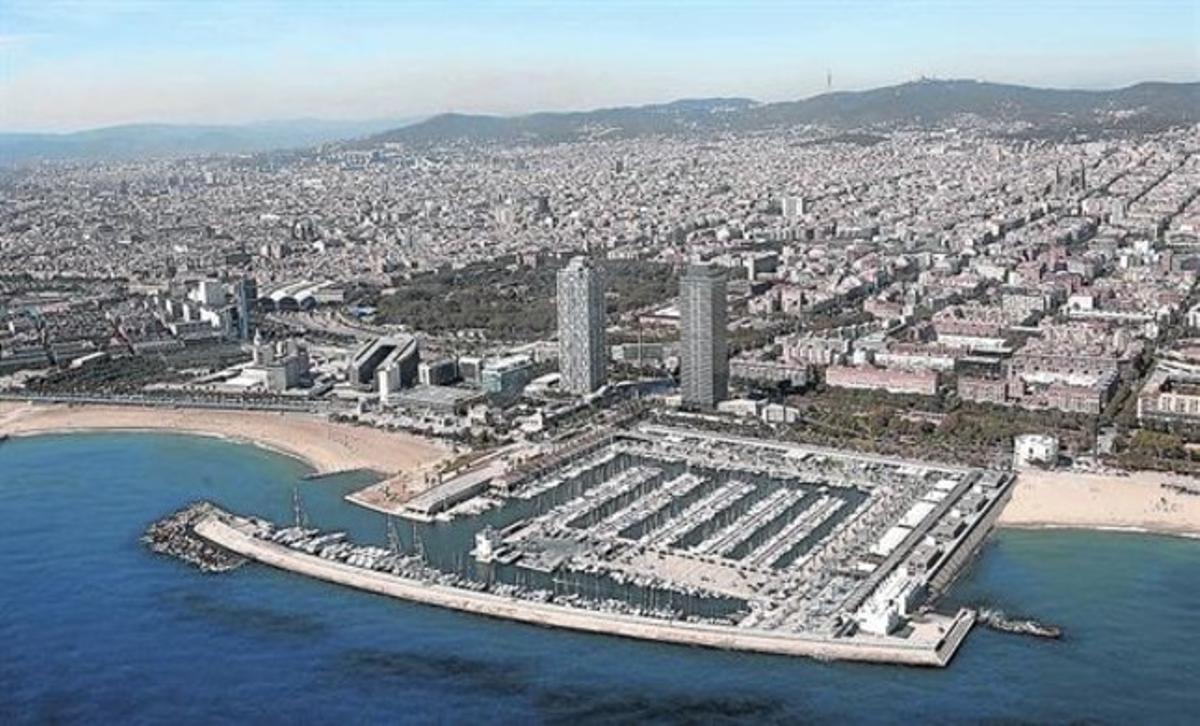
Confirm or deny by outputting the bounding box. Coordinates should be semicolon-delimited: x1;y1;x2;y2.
234;277;257;341
557;256;607;394
680;264;728;408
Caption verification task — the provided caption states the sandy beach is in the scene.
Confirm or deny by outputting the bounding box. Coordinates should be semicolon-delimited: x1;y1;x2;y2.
0;402;447;477
1000;468;1200;539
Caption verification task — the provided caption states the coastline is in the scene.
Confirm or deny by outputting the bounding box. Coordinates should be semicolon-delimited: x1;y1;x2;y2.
5;400;1199;541
998;468;1200;540
999;522;1200;541
0;401;448;478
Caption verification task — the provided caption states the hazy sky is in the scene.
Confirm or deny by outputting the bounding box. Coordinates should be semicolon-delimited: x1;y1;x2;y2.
1;0;1197;132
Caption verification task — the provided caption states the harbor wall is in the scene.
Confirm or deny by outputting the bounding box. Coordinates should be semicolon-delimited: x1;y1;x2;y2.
929;474;1016;594
196;517;972;667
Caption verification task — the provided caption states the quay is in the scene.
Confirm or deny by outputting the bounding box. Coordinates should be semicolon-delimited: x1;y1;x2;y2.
193;511;976;667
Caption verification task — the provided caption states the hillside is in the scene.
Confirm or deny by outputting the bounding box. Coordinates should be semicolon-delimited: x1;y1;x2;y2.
366;79;1200;146
0;118;417;166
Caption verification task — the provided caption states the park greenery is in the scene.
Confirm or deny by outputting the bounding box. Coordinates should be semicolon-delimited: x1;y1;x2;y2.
374;256;677;341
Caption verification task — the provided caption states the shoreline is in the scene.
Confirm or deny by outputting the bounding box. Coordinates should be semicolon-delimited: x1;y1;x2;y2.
4;425;330;474
4;400;1199;541
0;401;447;478
998;521;1200;542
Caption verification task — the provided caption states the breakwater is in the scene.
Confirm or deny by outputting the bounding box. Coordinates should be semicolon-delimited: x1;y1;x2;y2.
192;508;975;667
143;502;247;572
979;608;1062;639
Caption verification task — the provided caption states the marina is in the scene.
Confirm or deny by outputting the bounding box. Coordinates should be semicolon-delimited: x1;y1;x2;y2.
160;423;1021;666
394;425;1016;642
4;431;1193;723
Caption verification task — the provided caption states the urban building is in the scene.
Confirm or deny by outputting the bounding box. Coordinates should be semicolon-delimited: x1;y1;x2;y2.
1013;434;1060;468
1137;356;1200;425
729;358;809;388
825;365;940;396
784;333;855;367
347;335;419;390
458;355;484;385
387;384;485;415
193;279;225;307
1005;324;1134;413
679;264;728;408
246;333;311;392
481;355;534;399
957;376;1008;405
781;195;807;219
556;256;607;394
418;358;461;387
611;342;671;365
234;277;257;341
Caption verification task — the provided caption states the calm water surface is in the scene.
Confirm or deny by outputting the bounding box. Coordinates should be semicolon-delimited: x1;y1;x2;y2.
1;433;1197;724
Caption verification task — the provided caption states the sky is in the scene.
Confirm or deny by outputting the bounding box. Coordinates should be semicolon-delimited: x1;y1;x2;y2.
1;0;1197;132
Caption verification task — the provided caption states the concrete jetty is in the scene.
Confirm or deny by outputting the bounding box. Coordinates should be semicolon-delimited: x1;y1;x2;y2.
194;512;975;667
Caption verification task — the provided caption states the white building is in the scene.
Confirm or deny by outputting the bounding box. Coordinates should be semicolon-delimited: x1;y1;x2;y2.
192;279;226;307
1186;302;1200;329
781;195;807;219
1013;434;1060;469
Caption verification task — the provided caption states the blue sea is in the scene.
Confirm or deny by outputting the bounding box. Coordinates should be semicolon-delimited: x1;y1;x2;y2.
1;433;1198;724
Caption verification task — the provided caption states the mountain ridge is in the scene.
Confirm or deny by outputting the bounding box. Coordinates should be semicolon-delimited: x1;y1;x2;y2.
365;79;1200;147
0;117;420;166
3;79;1196;164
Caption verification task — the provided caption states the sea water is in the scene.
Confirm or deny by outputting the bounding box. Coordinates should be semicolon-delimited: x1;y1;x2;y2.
1;433;1197;724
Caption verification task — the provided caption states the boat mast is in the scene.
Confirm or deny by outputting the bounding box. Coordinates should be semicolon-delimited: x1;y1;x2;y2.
386;515;401;555
291;485;307;528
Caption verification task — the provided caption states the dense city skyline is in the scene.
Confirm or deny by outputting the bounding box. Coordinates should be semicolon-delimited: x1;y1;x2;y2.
2;2;1199;718
2;0;1197;132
